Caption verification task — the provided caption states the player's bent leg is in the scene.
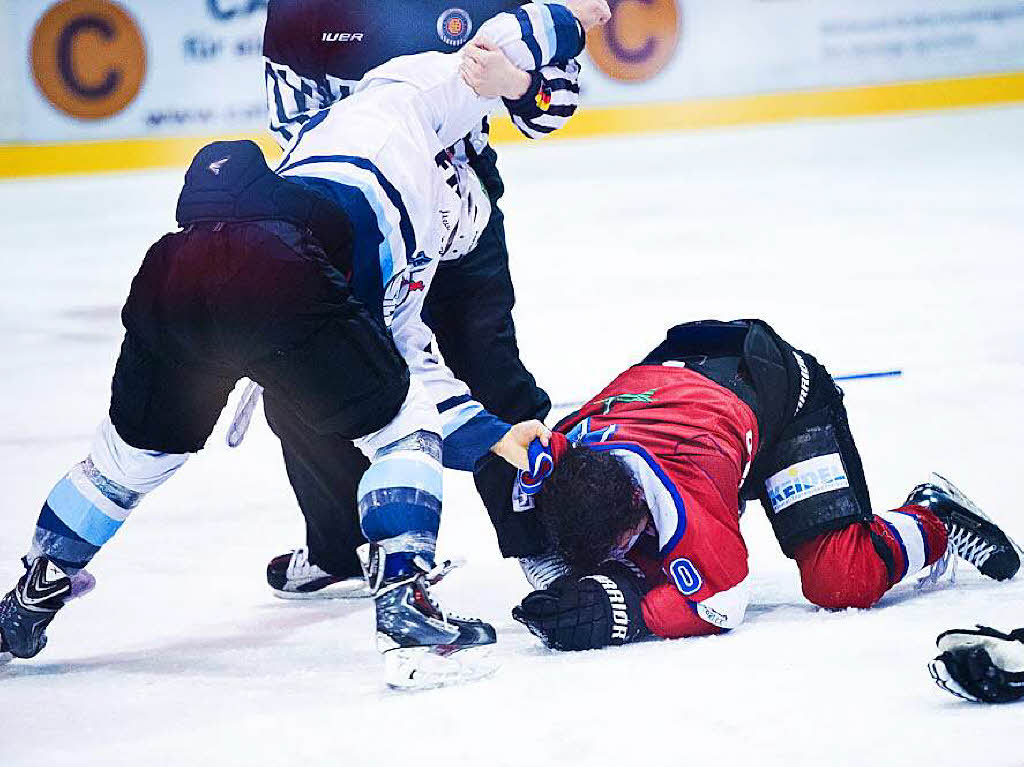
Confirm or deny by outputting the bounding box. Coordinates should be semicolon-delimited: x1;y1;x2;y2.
353;392;496;688
263;394;370;599
0;417;188;661
252;290;411;601
794;505;948;609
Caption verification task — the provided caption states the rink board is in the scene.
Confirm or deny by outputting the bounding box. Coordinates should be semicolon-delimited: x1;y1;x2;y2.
5;0;1024;177
4;69;1024;178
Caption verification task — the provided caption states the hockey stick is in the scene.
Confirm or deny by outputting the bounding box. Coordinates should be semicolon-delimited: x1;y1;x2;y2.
549;369;903;412
227;382;263;448
228;369;903;447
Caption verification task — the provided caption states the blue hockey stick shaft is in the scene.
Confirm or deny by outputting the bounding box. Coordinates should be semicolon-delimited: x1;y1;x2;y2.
551;369;902;411
833;369;902;382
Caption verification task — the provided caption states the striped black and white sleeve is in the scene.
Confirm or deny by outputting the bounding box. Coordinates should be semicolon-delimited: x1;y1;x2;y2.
475;2;586;140
264;58;353;150
503;58;582;139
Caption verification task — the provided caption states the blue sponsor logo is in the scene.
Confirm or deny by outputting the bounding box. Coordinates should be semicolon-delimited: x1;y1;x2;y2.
766;454;849;513
669;558;702;596
207;0;267;22
437;8;473;46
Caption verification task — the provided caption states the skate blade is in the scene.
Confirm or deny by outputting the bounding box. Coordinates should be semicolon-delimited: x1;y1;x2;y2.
0;651;12;668
384;645;497;691
272;580;371;601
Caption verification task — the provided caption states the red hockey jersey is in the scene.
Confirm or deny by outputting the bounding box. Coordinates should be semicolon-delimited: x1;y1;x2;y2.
553;364;759;638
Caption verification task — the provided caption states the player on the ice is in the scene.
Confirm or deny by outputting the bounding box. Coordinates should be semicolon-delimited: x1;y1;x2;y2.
929;626;1024;703
257;0;589;600
503;319;1020;650
0;1;608;687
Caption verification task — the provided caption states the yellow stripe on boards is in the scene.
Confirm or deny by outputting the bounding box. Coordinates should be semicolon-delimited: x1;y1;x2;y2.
3;71;1024;179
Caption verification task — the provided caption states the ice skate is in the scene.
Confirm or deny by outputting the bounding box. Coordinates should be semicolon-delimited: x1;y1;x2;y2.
267;546;370;600
359;544;497;690
0;557;73;665
907;473;1021;582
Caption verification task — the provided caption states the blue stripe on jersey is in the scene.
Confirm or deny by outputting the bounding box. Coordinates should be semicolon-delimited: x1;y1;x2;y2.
288;176;386;323
280;154;416;265
441;411;511;472
437;393;474;413
514;7;542;68
442;402;485;438
547;3;584;61
536;3;558;62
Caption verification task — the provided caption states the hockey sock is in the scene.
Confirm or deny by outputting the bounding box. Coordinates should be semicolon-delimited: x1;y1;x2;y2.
27;418;187;573
357;431;443;579
874;504;949;586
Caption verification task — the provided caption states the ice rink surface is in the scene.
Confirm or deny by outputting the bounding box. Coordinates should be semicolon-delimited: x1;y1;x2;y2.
2;106;1023;766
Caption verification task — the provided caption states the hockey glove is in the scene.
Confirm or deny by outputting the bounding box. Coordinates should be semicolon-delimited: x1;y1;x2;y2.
929;625;1024;703
512;561;649;651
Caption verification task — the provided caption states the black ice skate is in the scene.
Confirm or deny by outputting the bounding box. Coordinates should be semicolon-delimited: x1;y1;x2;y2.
358;543;497;690
267;546;370;600
0;557;72;665
906;473;1021;582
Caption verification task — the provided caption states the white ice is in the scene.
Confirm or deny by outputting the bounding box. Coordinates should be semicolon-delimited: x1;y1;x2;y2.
1;106;1023;766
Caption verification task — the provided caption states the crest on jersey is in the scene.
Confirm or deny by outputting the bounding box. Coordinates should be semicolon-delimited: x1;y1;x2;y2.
437;8;472;46
598;388;658;415
669;558;703;596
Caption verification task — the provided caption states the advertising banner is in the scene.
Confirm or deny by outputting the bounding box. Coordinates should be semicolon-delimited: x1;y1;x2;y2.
5;0;1024;145
582;0;1024;105
11;0;268;142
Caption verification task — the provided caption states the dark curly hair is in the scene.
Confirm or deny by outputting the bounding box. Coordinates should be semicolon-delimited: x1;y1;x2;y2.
536;447;649;572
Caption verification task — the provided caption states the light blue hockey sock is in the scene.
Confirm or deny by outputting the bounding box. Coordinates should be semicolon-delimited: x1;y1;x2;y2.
30;458;143;574
357;431;443;579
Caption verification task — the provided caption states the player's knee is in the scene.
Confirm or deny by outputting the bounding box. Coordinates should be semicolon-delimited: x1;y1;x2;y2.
794;525;889;609
357;431;443;542
89;417;188;494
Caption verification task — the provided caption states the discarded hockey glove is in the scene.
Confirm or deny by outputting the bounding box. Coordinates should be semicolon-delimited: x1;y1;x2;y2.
512;561;649;651
929;626;1024;703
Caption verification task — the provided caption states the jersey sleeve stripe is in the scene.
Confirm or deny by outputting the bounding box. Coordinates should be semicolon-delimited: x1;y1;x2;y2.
278;153;417;265
531;3;559;64
513;7;543;69
546;2;584;61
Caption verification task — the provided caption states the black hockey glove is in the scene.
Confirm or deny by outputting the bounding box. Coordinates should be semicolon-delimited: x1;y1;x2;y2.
929;626;1024;704
512;561;649;651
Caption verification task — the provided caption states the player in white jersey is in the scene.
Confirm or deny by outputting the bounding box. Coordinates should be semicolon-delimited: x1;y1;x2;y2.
0;1;610;689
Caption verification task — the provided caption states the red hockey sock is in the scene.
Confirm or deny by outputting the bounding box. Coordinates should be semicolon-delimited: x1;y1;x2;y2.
873;504;948;583
793;505;948;609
